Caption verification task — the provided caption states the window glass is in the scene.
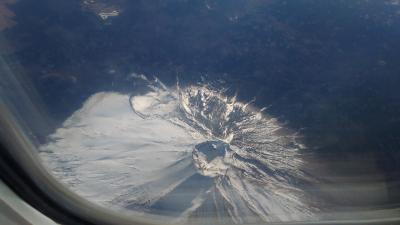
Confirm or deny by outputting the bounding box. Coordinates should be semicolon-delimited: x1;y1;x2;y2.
1;0;400;224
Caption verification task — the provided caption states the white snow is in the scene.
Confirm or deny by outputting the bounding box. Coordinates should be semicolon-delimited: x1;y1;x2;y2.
39;76;317;223
40;92;204;207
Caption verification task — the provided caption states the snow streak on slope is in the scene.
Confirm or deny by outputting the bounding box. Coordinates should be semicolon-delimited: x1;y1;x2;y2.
40;75;317;224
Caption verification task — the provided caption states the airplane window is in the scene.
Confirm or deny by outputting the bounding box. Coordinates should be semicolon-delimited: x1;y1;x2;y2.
0;0;399;224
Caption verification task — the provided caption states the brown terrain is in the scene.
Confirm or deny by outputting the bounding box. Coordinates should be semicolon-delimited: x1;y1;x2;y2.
0;0;16;31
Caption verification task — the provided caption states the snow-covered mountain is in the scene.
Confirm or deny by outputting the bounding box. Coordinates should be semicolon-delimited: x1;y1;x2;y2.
39;76;317;224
